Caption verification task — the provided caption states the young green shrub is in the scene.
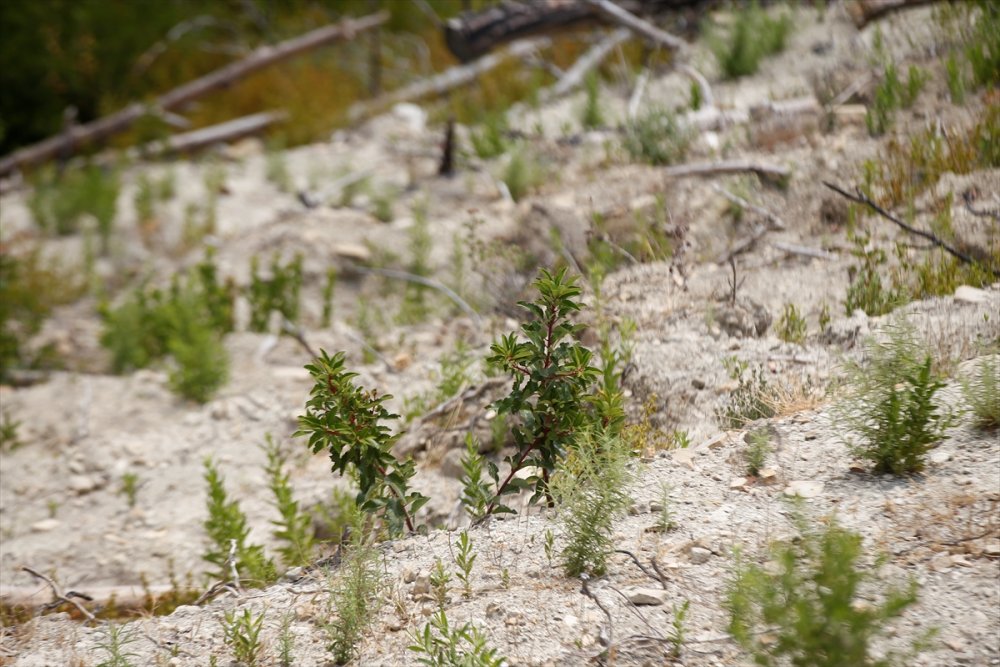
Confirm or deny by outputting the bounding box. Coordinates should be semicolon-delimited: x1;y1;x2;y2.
453;531;476;598
622;108;692;166
95;623;139;667
469;111;510;159
430;559;452;609
744;429;771;477
0;411;21;451
248;253;304;332
321;268;337;329
29;165;120;251
325;523;384;665
727;512;931;667
277;613;295;667
580;70;605;130
961;354;1000;430
653;482;676;533
167;313;229;403
844;233;904;317
776;303;807;345
119;472;140;509
408;609;506;667
459;435;491;522
668;600;690;658
266;147;293;193
550;430;634;577
264;436;315;568
716;357;777;428
398;203;433;325
965;0;999;88
836;320;955;474
202;459;277;586
945;53;966;103
710;1;792;79
295;350;428;535
484;268;608;516
501;146;545;202
222;608;265;667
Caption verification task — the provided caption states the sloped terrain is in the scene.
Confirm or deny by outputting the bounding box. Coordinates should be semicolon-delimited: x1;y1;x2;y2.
1;3;998;666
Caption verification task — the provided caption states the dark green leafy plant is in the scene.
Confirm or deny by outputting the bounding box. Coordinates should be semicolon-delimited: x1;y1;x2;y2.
837;320;955;474
296;350;427;535
202;459;276;586
727;512;932;667
485;267;603;514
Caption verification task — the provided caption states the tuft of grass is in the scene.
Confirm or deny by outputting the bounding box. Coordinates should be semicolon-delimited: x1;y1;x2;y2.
247;253;304;333
844;232;904;317
470;111;510;159
744;429;771;477
710;1;792;79
551;430;634;577
716;357;777;428
776;303;807;345
622;108;692;166
727;511;933;667
29;165;120;253
0;411;21;451
962;354;1000;430
836;319;955;474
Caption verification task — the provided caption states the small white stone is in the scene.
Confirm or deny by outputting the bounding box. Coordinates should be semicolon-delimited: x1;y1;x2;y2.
929;450;952;464
784;480;824;498
31;518;60;533
623;587;668;606
689;547;712;564
954;285;989;303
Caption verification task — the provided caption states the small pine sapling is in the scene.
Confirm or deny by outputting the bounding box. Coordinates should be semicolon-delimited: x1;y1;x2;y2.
264;436;315;568
222;608;265;667
453;531;476;598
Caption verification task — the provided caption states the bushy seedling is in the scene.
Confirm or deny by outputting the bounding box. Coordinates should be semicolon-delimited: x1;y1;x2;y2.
716;357;777;428
248;253;303;332
430;559;452;609
727;512;931;667
866;62;926;136
961;354;999;430
202;459;276;586
654;482;677;533
837;320;955;474
776;302;807;345
0;250;81;381
409;608;506;667
0;411;21;451
844;233;903;317
965;1;999;88
167;314;228;403
453;531;477;598
296;350;427;535
95;623;139;667
744;429;771;477
668;600;689;658
622;394;671;456
710;1;792;79
222;608;265;667
29;165;120;251
325;522;384;665
266;147;293;193
550;430;634;577
120;472;139;509
321;268;337;329
622;108;691;166
459;435;492;522
580;71;605;130
264;436;315;568
502;146;545;202
405;340;477;421
543;529;556;566
277;613;295;667
469;111;510;159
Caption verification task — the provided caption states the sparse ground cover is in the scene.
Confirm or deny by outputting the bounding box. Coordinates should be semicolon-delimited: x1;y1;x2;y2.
0;3;998;666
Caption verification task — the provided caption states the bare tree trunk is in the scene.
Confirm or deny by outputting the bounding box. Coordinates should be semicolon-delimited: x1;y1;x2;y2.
0;12;388;177
133;110;288;157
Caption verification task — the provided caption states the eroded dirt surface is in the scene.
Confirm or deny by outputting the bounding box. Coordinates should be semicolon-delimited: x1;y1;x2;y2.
1;4;998;666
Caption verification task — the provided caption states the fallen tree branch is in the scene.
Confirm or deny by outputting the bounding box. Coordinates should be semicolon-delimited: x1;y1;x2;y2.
134;110;287;157
583;0;685;50
540;28;631;102
771;241;836;260
665;160;791;184
846;0;943;28
822;181;999;277
711;184;786;230
352;266;482;324
21;567;95;622
0;12;388;177
348;38;550;121
414;377;507;427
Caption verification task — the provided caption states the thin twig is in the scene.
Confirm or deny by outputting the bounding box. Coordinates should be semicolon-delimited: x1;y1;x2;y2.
22;567;96;622
711;184;786;230
613;549;666;588
664;160;791;183
352;265;481;323
822;181;999;277
541;28;630;103
281;318;318;359
580;575;614;647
